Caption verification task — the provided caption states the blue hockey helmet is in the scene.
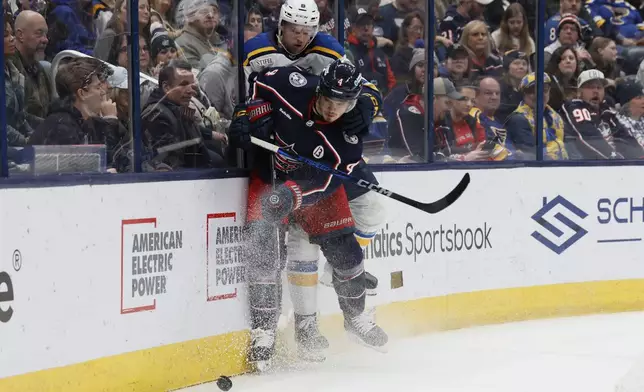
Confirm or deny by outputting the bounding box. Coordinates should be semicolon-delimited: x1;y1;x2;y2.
317;57;363;101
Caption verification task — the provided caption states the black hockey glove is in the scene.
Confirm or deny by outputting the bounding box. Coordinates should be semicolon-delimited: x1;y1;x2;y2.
261;181;303;223
228;100;273;151
339;95;376;136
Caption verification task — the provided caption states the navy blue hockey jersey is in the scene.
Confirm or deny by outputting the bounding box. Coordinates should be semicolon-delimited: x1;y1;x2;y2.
250;66;381;205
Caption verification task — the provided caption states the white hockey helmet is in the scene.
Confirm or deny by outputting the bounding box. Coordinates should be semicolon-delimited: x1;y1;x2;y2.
278;0;320;55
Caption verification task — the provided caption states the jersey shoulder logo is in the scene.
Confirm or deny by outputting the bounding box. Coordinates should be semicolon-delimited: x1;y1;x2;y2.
408;106;421;114
313;145;325;159
306;120;314;127
289;72;307;87
343;132;359;144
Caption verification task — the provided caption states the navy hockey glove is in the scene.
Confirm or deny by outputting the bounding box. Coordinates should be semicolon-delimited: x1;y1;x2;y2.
339;95;376;136
228;100;273;150
261;181;303;223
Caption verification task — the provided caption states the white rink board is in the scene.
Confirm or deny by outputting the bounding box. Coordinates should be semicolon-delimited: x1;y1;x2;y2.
0;178;250;379
2;166;644;381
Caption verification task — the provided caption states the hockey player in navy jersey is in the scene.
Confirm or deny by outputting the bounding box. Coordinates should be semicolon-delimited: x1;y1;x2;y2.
229;59;388;370
242;0;386;361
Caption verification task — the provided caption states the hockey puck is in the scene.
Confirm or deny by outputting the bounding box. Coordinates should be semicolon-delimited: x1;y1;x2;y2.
216;375;232;391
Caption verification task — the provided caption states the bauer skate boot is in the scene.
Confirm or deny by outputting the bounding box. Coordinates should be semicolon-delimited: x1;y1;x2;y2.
344;309;388;352
295;314;329;362
320;262;379;296
249;328;276;372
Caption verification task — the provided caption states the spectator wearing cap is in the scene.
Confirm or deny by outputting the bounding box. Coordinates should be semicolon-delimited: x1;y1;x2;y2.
383;48;426;136
544;0;601;47
150;27;178;76
437;43;472;87
389;12;424;71
377;0;421;46
612;79;644;158
459;20;503;79
434;83;490;161
497;49;529;122
94;0;152;62
545;45;581;111
491;3;535;56
347;7;396;96
174;0;227;71
505;72;568;160
437;0;492;55
560;69;621;159
388;80;427;161
28;58;128;172
544;14;593;67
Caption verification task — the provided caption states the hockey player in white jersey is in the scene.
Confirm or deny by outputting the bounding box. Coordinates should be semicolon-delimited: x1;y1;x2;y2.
243;0;386;362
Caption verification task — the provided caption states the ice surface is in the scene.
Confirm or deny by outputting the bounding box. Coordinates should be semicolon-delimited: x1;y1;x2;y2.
179;312;644;392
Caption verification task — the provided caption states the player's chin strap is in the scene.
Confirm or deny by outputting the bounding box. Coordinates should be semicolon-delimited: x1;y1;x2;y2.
250;136;471;215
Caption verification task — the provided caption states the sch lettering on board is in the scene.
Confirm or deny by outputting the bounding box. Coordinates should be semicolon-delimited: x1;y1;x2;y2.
206;212;246;301
120;218;183;314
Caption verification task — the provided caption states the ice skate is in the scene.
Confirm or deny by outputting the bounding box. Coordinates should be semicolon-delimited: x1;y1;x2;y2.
249;328;276;372
344;309;388;353
295;314;329;362
321;262;379;296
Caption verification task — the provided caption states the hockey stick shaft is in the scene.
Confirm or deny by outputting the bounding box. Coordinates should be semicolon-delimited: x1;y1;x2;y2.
250;136;470;214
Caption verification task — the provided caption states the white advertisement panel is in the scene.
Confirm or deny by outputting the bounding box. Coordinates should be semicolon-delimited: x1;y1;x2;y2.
0;178;250;379
2;166;644;379
316;166;644;314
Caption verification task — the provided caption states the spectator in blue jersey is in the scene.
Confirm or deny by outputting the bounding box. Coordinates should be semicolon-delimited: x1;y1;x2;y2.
544;14;593;68
438;43;472;87
497;49;529;122
586;0;642;45
459;20;503;79
44;0;96;59
472;76;515;161
347;7;396;95
377;0;421;46
505;72;569;160
544;0;601;47
491;3;535;56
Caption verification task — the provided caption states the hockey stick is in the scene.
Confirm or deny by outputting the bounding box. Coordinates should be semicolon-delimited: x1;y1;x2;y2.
250;136;470;214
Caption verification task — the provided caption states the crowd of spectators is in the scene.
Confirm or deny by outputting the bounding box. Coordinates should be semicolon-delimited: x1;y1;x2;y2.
6;0;644;174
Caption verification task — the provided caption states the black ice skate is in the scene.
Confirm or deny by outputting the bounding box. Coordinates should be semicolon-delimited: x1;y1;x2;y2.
320;262;379;296
344;309;388;352
249;328;276;372
295;314;329;362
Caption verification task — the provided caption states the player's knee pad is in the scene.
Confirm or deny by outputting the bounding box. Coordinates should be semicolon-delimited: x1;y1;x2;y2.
319;233;363;272
349;192;386;248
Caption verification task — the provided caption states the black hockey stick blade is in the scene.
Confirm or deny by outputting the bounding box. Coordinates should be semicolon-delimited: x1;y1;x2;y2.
250;136;471;215
390;173;470;214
